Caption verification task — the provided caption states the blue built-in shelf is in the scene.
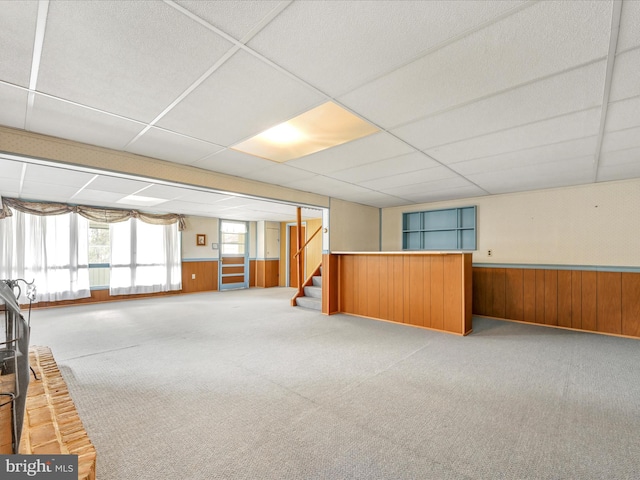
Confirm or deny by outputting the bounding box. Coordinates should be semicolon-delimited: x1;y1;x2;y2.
403;206;476;251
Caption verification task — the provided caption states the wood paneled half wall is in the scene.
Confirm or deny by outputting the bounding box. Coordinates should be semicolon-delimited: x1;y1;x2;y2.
323;252;472;335
473;266;640;338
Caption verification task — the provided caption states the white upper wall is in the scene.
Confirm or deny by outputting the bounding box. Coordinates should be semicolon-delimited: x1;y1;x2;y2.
181;216;219;260
382;178;640;267
329;198;380;252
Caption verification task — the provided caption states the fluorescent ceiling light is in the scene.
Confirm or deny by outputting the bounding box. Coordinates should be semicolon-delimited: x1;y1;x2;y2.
231;102;379;163
117;194;168;207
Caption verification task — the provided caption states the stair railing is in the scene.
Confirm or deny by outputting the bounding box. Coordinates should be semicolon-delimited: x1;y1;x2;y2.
290;207;323;306
293;225;322;260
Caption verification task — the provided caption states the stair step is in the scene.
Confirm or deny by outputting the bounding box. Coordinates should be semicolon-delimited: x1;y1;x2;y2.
304;285;322;298
296;296;321;311
312;275;322;287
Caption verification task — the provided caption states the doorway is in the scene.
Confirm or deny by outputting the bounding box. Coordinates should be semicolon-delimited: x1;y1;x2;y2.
219;220;249;290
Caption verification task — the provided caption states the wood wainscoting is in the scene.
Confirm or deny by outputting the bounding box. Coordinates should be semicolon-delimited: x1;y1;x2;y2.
256;260;279;287
182;260;218;293
324;252;472;335
473;266;640;338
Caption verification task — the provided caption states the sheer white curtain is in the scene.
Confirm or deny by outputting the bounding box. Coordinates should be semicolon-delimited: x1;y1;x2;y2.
109;218;181;295
0;209;90;302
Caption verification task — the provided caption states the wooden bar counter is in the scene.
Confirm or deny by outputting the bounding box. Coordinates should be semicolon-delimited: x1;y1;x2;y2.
322;252;472;335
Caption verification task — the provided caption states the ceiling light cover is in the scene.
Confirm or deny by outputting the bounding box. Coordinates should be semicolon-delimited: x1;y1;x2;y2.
231;102;379;162
117;194;168;207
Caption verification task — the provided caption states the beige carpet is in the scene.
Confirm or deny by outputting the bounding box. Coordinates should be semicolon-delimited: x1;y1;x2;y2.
29;287;640;479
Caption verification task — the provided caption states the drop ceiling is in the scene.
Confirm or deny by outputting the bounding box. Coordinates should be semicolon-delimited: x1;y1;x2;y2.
0;0;638;217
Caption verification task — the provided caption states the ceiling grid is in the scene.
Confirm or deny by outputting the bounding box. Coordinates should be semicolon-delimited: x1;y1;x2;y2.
0;0;637;217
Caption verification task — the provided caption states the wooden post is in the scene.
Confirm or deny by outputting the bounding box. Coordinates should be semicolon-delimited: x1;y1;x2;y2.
296;207;303;298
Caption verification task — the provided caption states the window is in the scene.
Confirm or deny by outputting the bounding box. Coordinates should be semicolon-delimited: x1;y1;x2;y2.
220;221;247;254
109;219;182;295
0;210;90;302
1;199;183;298
403;206;476;251
88;222;110;288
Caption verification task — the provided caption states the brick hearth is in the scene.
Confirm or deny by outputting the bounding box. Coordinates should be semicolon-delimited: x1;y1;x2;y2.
20;346;97;480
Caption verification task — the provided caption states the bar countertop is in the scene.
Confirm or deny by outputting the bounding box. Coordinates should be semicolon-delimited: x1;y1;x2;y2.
330;251;473;255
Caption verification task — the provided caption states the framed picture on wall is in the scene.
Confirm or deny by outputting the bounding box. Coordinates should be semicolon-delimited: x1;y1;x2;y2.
196;234;206;246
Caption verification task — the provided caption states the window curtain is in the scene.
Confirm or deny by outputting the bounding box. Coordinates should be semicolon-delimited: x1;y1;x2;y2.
109;218;181;295
0;196;186;230
0;209;90;302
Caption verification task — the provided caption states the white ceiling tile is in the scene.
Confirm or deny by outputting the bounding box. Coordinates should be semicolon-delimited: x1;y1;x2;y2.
605;97;640;131
0;83;28;129
361;166;458;191
20;182;80;199
339;0;612;128
467;156;594;193
392;61;606;150
173;0;283;40
126;127;224;166
20;192;80;204
609;48;640;102
160;200;228;216
449;137;598;176
597;147;640;181
617;0;640;52
38;1;234;122
0;158;25;177
213;196;255;208
244;207;300;220
69;190;128;207
330;190;409;208
0;157;320;221
288;176;373;198
176;190;233;204
0;0;37;87
166;199;222;211
427;109;601;165
287;132;414;174
248;0;527;96
601;126;640;152
242;164;317;186
23;164;96;188
132;184;187;201
0;181;21;196
29;94;145;150
0;159;24;195
3;1;640;211
331;152;439;184
400;185;488;204
380;176;477;197
192;149;275;177
243;202;293;215
89;176;152;195
156;50;325;146
0;190;20;199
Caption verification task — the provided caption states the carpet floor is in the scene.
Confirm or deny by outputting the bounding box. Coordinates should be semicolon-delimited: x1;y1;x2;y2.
29;287;640;479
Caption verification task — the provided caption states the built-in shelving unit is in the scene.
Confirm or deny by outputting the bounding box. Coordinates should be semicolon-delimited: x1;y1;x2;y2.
403;206;476;251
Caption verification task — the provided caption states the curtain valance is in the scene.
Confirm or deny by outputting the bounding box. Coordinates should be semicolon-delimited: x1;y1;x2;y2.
0;197;186;231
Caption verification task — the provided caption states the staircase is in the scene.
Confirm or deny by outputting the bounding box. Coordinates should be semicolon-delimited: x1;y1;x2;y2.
295;267;322;311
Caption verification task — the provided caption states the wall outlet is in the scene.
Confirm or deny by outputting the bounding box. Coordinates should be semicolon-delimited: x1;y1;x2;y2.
191;273;196;279
487;250;493;257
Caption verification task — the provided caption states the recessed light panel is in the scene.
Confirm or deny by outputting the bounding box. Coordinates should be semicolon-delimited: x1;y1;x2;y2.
117;194;168;207
231;102;379;162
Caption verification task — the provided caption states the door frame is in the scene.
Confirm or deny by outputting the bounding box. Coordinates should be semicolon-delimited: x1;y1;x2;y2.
285;221;307;287
219;220;249;291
